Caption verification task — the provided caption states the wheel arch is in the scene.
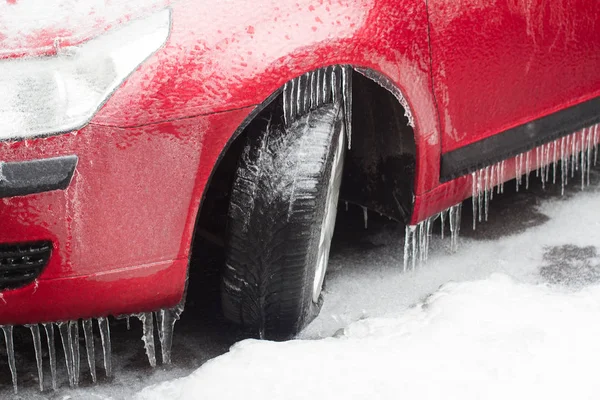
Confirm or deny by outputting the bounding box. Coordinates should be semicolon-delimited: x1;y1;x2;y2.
193;63;431;255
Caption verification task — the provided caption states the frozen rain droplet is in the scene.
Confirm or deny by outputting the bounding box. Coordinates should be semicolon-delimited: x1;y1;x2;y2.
97;317;112;377
43;323;58;390
83;319;97;383
2;325;18;394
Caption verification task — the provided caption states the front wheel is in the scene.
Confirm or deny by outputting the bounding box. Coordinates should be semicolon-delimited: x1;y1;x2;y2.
221;103;345;339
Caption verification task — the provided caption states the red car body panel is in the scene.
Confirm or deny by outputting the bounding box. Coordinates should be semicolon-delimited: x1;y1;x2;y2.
0;0;598;325
429;0;600;153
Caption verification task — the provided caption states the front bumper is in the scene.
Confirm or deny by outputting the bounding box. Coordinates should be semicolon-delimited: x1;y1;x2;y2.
0;106;252;325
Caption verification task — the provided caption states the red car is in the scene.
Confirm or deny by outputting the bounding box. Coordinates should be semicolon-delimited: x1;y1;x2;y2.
1;0;599;390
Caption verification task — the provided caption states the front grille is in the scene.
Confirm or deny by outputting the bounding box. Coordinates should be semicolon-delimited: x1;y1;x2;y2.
0;241;52;290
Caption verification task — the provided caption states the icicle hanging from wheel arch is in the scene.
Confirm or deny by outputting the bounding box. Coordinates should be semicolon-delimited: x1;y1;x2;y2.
283;65;353;149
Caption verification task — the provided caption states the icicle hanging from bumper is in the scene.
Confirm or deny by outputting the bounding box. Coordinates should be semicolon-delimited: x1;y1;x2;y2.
43;323;58;390
97;317;112;377
403;203;463;270
25;324;44;391
2;325;17;394
57;322;76;388
137;312;156;367
82;319;97;383
469;123;600;230
155;299;185;365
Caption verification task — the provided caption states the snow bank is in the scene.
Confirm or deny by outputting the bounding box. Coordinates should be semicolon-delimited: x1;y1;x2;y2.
137;274;600;400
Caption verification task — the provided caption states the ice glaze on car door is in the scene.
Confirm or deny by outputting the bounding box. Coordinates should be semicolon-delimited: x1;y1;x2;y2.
427;0;600;158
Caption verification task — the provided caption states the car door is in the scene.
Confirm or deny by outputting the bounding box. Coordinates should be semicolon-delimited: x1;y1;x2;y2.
427;0;600;179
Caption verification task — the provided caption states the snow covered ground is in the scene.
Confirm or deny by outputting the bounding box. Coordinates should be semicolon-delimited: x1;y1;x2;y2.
3;169;600;399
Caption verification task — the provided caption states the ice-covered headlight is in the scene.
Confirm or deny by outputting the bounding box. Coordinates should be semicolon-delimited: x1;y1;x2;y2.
0;8;171;140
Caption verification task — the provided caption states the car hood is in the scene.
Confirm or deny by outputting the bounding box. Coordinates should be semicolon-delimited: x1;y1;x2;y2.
0;0;171;59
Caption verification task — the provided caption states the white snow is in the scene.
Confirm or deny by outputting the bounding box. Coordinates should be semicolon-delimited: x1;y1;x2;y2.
139;276;600;400
136;176;600;400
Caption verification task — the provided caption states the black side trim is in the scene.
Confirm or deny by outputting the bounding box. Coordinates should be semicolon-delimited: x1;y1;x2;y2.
0;155;78;198
440;96;600;182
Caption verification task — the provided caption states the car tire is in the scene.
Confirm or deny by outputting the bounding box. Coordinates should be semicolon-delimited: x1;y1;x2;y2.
222;102;345;340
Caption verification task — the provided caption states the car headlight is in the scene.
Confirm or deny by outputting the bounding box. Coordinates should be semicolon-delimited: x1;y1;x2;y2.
0;8;171;141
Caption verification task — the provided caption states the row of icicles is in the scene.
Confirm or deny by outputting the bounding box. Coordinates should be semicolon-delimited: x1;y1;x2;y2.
403;123;600;270
0;303;183;394
2;123;599;393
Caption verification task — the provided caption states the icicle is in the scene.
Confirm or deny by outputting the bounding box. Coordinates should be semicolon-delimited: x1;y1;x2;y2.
571;132;577;176
126;317;131;331
2;326;17;394
97;317;112;377
156;303;185;365
309;71;318;110
424;217;433;262
322;67;329;105
536;147;540;177
484;166;490;222
471;172;477;230
70;321;80;387
500;160;505;194
411;223;417;270
344;201;348;211
303;73;311;114
43;323;58;390
417;222;425;265
489;164;495;201
138;313;156;367
545;143;550;184
57;322;75;387
282;82;291;126
581;128;587;190
404;225;417;272
525;151;530;189
561;136;567;195
553;140;558;184
27;324;44;391
82;319;97;383
341;65;352;149
449;203;461;253
587;127;592;186
362;206;368;229
594;124;599;166
477;170;483;223
515;154;522;191
440;210;446;239
296;72;304;117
